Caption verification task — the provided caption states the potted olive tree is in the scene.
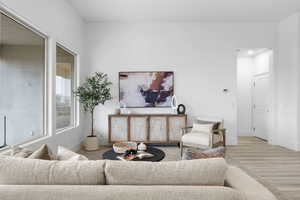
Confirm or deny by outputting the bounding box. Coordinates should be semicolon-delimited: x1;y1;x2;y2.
74;72;112;151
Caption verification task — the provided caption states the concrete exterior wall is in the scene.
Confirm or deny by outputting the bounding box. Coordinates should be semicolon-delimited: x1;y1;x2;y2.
0;45;44;146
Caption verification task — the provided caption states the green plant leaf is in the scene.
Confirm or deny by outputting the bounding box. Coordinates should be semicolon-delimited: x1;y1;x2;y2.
73;72;112;113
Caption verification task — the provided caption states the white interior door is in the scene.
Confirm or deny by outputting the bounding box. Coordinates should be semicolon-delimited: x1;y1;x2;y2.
252;74;270;140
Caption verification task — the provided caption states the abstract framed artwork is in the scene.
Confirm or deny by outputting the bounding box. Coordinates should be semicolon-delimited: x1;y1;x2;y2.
119;71;174;108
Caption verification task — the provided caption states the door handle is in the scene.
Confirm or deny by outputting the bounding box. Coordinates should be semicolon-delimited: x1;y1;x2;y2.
0;116;7;148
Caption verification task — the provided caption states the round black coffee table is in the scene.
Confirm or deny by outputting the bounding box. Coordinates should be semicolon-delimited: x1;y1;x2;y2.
102;147;165;162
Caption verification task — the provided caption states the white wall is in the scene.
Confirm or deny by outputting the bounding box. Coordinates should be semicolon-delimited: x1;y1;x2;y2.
276;13;300;150
85;22;276;145
254;51;271;75
237;55;253;136
0;0;87;151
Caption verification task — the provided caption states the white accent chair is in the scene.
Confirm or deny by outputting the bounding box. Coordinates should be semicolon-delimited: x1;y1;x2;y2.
180;117;226;157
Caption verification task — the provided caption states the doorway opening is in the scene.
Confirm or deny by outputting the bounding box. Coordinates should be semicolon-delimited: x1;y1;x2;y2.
236;48;274;145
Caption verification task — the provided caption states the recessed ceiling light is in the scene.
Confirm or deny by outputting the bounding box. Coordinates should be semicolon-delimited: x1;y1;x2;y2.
248;50;254;56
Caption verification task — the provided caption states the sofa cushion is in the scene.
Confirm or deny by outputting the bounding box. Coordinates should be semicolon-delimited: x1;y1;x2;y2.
105;158;227;186
0;156;105;185
0;185;246;200
182;132;210;146
57;146;88;161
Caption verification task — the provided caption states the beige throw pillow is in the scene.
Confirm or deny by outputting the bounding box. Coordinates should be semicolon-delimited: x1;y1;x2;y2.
67;155;88;161
192;123;214;133
10;146;33;158
28;144;52;160
57;146;88;161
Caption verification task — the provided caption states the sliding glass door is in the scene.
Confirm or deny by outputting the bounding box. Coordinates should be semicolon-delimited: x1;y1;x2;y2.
0;13;46;147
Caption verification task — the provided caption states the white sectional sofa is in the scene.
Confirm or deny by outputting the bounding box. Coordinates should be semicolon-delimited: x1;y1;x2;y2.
0;156;277;200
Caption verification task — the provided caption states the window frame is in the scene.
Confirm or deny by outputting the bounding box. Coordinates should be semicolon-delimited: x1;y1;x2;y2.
0;8;49;148
55;43;78;134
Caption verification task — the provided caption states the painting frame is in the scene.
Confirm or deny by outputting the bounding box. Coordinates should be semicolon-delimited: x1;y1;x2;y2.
118;71;175;108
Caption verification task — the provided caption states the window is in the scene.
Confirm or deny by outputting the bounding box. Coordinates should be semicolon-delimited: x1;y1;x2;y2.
56;45;76;131
0;12;46;147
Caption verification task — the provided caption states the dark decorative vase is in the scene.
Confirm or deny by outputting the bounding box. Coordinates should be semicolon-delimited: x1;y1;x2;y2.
177;104;186;114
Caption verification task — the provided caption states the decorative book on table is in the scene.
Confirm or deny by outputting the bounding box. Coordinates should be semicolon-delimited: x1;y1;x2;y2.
117;151;154;161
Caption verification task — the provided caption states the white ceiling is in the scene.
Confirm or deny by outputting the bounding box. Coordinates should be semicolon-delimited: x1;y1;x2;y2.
67;0;300;22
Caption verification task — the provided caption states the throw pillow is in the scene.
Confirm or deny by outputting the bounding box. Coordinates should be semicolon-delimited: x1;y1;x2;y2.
10;146;33;158
192;123;214;133
28;144;52;160
197;120;221;130
67;155;89;161
57;146;88;161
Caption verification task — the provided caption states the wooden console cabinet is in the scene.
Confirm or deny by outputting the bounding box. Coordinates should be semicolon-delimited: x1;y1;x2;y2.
108;114;187;143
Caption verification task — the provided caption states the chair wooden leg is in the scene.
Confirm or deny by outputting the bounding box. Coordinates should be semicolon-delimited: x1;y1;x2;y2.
180;142;183;159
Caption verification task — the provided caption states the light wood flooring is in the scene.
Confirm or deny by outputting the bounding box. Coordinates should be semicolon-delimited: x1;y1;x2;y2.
226;136;300;200
81;137;300;200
